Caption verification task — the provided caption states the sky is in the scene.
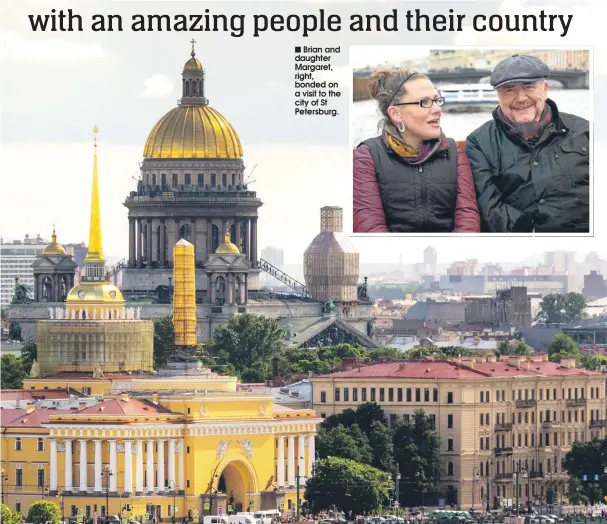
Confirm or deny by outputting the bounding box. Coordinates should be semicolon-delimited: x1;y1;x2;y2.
0;0;605;266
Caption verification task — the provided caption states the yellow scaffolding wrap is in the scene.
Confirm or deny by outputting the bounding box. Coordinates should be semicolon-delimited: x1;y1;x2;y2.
173;239;197;346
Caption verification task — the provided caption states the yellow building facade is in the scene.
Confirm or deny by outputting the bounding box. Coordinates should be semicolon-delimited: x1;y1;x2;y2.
312;354;606;508
1;379;320;520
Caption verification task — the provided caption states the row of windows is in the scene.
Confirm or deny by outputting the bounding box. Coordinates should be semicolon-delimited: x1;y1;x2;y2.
145;172;239;187
485;387;601;403
481;431;586;450
325;387;449;404
483;408;600;426
14;438;44;451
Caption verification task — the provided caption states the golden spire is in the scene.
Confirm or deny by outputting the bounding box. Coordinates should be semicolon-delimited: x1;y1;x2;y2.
51;224;57;244
84;125;105;263
190;38;196;57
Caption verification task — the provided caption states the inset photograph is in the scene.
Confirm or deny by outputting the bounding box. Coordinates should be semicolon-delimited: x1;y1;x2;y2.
351;47;591;235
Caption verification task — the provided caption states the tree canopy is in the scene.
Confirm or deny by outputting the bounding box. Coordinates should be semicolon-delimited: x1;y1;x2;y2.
304;457;393;516
2;504;22;524
1;354;28;389
547;334;580;363
27;501;61;524
536;292;587;324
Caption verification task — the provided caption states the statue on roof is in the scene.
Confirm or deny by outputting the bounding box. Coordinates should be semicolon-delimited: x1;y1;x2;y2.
285;322;294;340
358;277;369;300
8;321;22;342
30;359;40;378
92;364;105;379
11;277;33;304
367;320;376;338
323;297;336;314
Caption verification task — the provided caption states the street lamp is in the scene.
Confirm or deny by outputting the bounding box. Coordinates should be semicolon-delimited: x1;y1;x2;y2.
42;485;50;500
472;468;480;509
1;469;8;505
514;468;528;517
169;480;177;523
102;466;114;518
395;464;401;518
487;459;494;511
296;457;305;523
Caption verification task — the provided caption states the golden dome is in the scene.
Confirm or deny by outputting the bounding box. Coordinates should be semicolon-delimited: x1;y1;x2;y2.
215;233;240;255
184;56;202;71
143;105;243;159
43;227;66;255
66;283;125;304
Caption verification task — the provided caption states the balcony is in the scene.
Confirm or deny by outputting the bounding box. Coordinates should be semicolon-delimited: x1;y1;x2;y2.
530;471;544;479
516;399;537;408
495;473;513;482
566;398;587;407
495;422;513;431
494;447;514;456
542;421;562;429
590;420;607;428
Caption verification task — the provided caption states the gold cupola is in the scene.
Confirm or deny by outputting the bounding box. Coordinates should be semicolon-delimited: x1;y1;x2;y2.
215;232;240;255
42;226;66;255
143;40;243;160
66;126;124;313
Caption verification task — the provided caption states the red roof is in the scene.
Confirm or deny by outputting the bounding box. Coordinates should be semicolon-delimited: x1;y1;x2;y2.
322;359;601;380
1;408;76;428
323;360;488;380
66;398;175;417
0;389;84;400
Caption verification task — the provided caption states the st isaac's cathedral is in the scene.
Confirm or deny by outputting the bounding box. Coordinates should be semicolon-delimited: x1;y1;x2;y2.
8;43;376;349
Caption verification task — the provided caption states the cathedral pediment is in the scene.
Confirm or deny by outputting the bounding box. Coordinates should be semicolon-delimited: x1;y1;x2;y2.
205;254;251;271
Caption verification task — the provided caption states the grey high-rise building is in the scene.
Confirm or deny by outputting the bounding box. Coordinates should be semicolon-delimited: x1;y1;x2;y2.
424;245;437;275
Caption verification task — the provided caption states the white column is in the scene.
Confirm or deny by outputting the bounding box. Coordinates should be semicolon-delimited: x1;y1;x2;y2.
109;440;118;492
64;439;73;491
50;440;58;491
94;440;102;492
124;441;133;494
146;440;155;491
307;434;315;477
157;439;166;491
297;436;306;485
135;440;144;493
168;440;176;488
276;436;285;487
79;440;88;491
287;435;295;486
178;439;185;491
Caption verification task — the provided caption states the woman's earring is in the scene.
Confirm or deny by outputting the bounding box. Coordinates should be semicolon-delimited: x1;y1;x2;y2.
397;121;405;133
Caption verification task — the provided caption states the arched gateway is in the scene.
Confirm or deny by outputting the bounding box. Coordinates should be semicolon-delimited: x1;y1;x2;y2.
218;460;258;513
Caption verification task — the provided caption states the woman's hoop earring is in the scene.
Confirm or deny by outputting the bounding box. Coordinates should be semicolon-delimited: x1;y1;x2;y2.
397;121;405;133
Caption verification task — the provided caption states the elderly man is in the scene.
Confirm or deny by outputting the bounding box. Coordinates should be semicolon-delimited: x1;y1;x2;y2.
466;54;589;233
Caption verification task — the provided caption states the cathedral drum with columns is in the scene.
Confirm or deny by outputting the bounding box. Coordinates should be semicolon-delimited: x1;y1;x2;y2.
122;41;261;299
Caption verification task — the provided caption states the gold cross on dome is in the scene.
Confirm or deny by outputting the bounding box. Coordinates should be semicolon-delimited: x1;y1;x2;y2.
93;125;99;148
190;38;196;55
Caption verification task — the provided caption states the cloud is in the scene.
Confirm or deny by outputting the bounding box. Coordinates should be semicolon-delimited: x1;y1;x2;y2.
139;75;175;99
0;30;109;63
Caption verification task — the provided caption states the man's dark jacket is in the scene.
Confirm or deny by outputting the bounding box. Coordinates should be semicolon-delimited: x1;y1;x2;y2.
466;99;589;233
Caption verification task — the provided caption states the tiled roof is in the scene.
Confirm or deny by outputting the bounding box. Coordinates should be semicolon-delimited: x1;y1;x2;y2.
321;358;602;380
1;408;75;428
71;398;175;416
323;360;488;379
0;389;84;400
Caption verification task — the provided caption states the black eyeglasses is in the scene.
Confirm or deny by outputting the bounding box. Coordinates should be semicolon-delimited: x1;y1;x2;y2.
393;97;445;108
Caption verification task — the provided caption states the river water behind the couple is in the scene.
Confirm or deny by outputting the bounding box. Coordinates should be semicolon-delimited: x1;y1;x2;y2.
352;89;591;146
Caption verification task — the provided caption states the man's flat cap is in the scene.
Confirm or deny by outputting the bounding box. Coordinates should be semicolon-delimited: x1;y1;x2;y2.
490;54;550;89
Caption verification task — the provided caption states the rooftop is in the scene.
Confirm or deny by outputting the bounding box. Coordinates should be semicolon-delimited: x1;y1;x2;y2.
319;356;601;380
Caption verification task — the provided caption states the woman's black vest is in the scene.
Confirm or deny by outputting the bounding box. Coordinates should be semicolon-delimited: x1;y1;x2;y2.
361;136;458;233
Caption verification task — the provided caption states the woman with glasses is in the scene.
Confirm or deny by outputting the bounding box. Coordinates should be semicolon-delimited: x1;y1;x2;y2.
354;68;480;233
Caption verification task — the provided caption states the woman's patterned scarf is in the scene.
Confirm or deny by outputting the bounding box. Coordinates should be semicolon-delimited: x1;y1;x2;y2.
382;124;441;165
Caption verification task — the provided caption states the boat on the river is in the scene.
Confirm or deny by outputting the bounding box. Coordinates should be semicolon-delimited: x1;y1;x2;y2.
439;83;499;113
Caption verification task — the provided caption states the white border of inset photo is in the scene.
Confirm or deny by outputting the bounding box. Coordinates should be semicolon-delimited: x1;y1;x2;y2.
348;45;594;238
